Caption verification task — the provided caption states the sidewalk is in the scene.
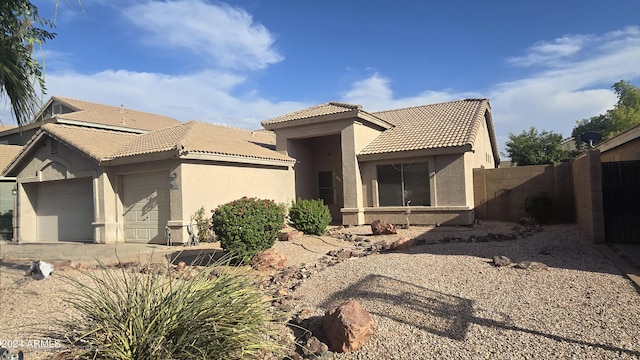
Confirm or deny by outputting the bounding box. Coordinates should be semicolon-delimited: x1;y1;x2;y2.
0;240;220;267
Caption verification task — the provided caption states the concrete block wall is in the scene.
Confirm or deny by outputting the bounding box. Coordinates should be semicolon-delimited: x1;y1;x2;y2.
473;162;573;223
571;150;605;242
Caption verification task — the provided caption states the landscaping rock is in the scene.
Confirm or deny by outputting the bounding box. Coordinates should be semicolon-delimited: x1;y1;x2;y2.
371;220;397;235
328;249;352;260
279;229;304;241
304;336;330;357
252;248;287;271
515;261;548;270
389;237;414;251
492;256;512;267
322;299;375;352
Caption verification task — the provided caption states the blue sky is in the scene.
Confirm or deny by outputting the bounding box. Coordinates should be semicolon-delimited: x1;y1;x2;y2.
4;0;640;153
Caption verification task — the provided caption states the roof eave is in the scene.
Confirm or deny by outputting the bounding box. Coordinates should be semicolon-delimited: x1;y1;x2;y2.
597;123;640;153
180;152;295;167
358;145;472;162
56;118;150;134
2;131;46;176
262;109;393;131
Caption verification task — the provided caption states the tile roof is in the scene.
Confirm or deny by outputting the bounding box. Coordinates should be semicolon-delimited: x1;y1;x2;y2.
261;102;363;125
43;124;140;161
0;144;23;173
111;121;293;162
42;96;181;131
359;99;491;155
0;124;17;131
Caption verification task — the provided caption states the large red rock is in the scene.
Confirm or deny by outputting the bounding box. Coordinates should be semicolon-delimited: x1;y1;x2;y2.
322;299;375;352
251;248;287;270
371;220;397;235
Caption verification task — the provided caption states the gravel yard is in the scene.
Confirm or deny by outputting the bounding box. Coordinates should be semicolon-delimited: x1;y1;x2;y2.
291;224;640;359
1;222;639;359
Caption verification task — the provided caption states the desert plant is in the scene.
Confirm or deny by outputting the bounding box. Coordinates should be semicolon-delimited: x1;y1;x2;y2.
59;257;284;360
211;197;286;263
191;206;213;242
524;191;553;224
288;198;332;235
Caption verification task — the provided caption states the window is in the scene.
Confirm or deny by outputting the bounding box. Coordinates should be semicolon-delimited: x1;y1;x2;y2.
318;171;335;205
377;163;430;206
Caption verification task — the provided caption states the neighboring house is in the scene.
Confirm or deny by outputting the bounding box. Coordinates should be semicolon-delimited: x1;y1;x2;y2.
262;98;499;226
0;96;181;146
2;97;499;244
597;123;640;162
0;144;22;240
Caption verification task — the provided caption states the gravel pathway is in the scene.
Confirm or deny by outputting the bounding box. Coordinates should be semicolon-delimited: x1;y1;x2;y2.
292;225;640;359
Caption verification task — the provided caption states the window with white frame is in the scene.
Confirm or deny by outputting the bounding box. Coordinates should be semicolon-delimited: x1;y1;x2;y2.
377;163;430;206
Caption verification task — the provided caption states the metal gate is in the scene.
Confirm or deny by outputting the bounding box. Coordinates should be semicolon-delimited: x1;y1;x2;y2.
602;160;640;243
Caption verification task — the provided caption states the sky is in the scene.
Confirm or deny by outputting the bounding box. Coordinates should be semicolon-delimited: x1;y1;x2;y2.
3;0;640;154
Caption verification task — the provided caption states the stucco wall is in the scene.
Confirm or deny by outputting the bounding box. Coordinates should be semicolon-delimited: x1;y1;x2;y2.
180;160;294;220
464;112;499;206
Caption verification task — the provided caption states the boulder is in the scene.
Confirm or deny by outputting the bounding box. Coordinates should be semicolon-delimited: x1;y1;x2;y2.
251;248;287;271
370;220;397;235
323;299;375;352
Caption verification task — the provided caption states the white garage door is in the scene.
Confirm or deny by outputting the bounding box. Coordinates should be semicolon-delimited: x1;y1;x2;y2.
122;172;170;244
37;178;94;242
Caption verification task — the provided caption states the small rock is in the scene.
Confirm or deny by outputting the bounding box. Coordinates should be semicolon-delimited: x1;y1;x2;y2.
278;229;304;241
492;256;512;267
175;261;186;272
304;336;329;356
389;237;414;251
515;261;548;270
252;248;287;271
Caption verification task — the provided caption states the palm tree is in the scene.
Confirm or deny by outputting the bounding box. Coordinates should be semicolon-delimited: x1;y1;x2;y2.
0;0;55;126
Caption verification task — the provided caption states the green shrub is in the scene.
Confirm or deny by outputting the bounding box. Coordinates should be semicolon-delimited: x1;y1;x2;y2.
288;198;332;235
212;197;285;263
524;191;553;224
59;257;284;360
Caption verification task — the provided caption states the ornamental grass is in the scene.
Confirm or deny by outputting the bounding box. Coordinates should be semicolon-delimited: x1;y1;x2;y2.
58;257;284;360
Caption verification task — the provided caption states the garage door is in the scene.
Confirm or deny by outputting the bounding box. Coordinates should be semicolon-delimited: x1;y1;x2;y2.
122;172;170;244
37;178;94;242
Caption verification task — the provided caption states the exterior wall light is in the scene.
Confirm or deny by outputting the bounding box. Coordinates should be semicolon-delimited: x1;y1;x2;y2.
168;171;179;190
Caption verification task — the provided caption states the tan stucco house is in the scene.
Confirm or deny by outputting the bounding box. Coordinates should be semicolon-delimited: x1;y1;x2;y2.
262;99;499;226
2;96;499;244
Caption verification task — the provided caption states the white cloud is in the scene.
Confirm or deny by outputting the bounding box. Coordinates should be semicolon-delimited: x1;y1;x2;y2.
508;35;588;67
123;0;283;70
342;73;479;110
337;26;640;153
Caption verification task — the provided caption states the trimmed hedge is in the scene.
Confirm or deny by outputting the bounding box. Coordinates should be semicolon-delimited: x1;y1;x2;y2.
212;197;285;263
288;199;332;236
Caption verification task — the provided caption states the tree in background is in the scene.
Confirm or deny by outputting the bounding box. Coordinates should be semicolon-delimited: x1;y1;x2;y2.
572;80;640;148
0;0;56;126
504;127;576;166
